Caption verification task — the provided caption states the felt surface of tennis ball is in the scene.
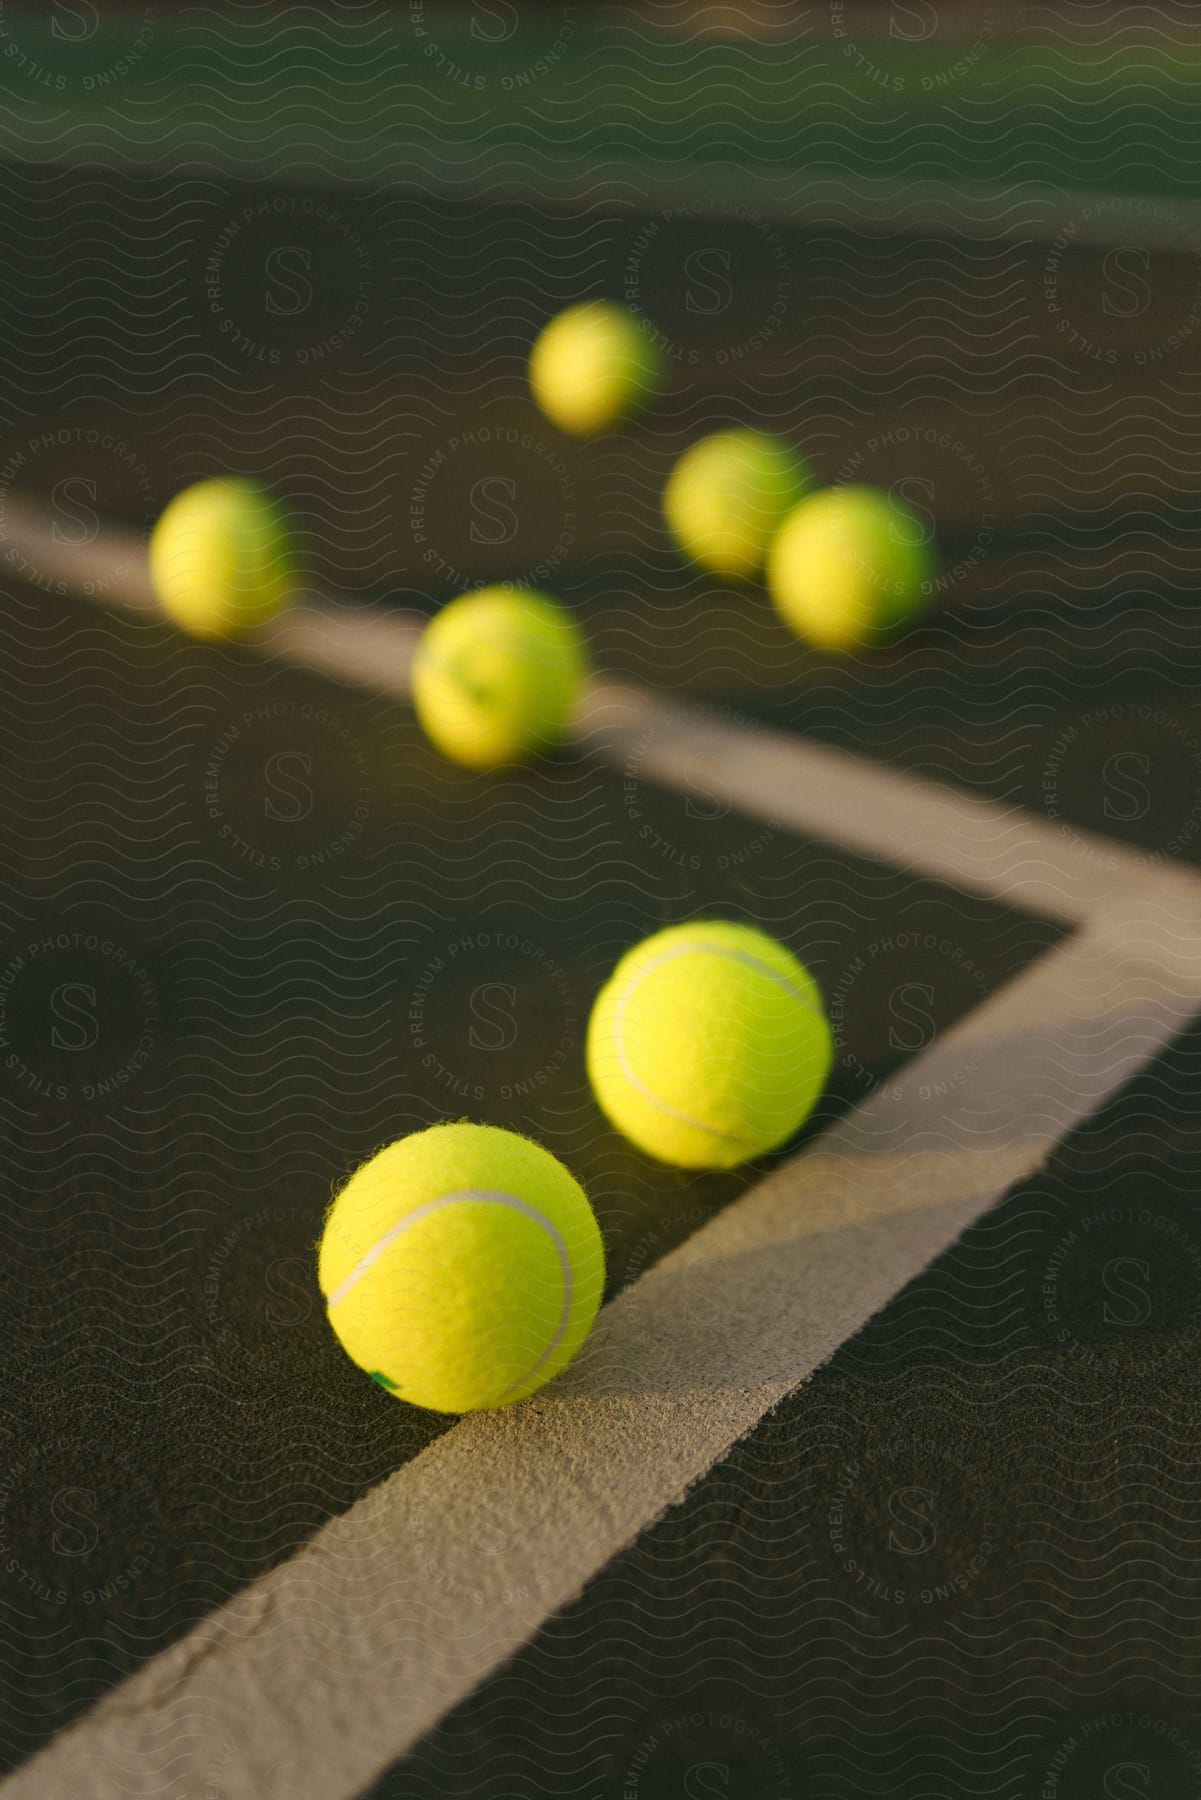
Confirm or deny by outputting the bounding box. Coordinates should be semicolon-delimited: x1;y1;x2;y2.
529;301;662;435
767;483;935;651
148;477;298;640
586;921;833;1170
318;1122;605;1413
664;430;814;580
412;585;589;769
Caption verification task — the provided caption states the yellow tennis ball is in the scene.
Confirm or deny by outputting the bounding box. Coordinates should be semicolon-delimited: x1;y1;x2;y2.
148;477;298;640
529;301;662;435
318;1122;605;1413
767;483;935;652
664;430;814;580
586;921;832;1171
412;585;589;769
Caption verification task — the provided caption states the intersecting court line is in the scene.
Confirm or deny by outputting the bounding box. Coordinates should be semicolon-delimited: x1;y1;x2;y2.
2;497;1200;1799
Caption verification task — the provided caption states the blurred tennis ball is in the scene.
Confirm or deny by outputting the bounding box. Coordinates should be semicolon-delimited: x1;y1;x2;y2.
148;477;298;641
412;585;589;769
767;484;935;652
664;430;814;580
529;301;662;436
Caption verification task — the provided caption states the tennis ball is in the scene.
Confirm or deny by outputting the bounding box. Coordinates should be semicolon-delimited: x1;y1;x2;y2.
767;483;935;652
586;921;832;1171
412;585;589;769
664;430;814;580
529;301;662;435
148;477;298;640
318;1122;605;1413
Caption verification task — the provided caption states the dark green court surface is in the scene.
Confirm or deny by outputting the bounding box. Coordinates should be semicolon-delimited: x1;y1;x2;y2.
1;5;1199;1795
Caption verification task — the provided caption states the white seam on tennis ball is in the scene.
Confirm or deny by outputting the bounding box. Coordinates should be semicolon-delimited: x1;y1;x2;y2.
326;1188;574;1401
612;939;825;1151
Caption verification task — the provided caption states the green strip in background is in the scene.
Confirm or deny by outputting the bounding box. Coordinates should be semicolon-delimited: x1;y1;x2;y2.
1;9;1199;210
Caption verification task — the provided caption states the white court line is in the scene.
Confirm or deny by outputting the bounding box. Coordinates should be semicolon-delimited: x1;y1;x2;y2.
0;496;1178;922
3;501;1201;1798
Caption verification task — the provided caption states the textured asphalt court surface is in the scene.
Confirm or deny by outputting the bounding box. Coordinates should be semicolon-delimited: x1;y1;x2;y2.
0;504;1198;1797
2;5;1201;1797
